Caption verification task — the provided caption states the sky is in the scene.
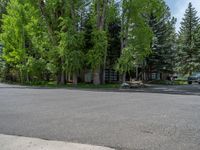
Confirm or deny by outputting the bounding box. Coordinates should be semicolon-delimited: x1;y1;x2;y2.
165;0;200;32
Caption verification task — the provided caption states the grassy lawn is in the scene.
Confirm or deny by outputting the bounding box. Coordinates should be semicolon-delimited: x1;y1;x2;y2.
1;79;188;89
23;81;121;89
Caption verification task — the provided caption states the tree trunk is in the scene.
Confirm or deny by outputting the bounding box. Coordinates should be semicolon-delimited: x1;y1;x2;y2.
143;72;146;81
119;4;129;84
59;57;65;85
19;69;23;83
26;71;29;83
73;73;78;85
102;68;106;84
122;73;126;83
102;52;107;84
94;0;108;85
57;73;60;85
60;69;65;85
136;66;139;80
93;67;101;85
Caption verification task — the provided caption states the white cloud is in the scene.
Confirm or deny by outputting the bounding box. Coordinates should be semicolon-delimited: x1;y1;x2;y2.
173;0;200;32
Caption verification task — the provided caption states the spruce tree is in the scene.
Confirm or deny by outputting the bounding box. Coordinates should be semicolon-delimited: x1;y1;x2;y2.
116;0;167;82
177;2;200;75
145;4;177;80
194;25;200;69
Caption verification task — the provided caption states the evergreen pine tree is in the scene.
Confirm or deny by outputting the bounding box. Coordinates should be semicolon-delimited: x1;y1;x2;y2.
193;25;200;69
145;4;177;80
177;2;200;75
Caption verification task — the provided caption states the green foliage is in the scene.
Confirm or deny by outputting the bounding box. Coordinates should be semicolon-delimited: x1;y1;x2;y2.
149;80;187;85
0;0;9;31
0;0;196;85
106;0;119;24
57;10;85;75
66;50;84;73
0;0;27;81
0;43;4;79
145;3;177;76
26;57;46;81
115;47;138;74
116;0;158;74
176;3;200;75
87;30;108;69
116;0;178;79
0;0;48;82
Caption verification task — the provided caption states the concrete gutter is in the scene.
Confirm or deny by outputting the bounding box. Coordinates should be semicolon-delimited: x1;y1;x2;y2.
0;134;115;150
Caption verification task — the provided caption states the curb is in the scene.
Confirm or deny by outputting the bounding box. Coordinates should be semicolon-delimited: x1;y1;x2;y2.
0;134;115;150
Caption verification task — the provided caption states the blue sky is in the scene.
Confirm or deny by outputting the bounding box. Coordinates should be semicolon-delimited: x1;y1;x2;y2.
165;0;200;32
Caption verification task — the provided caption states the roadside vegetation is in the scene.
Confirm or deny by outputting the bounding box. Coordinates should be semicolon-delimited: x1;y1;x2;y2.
0;0;200;86
148;80;188;85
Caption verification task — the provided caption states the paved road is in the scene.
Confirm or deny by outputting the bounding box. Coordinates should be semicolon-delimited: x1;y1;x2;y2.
0;83;200;150
121;83;200;96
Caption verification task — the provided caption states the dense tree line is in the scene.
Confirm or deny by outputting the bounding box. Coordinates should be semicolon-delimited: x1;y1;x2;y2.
0;0;200;85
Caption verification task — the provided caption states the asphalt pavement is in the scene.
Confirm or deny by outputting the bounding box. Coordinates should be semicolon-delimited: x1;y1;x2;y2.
0;83;200;150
